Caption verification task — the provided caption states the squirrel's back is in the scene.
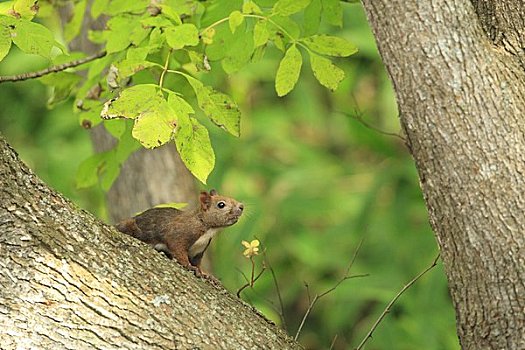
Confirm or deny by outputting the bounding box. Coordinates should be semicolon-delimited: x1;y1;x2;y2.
116;207;183;243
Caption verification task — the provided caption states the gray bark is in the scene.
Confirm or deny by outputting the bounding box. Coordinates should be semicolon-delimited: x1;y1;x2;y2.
361;0;525;349
0;135;299;350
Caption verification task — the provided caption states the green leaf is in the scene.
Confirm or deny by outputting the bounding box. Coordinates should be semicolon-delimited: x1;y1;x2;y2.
132;99;177;149
13;0;37;19
115;58;159;79
272;0;311;16
167;92;195;116
302;35;357;57
303;0;321;36
309;51;345;91
253;20;269;47
159;4;182;25
242;1;262;14
11;19;54;58
115;120;140;162
322;0;342;27
221;29;254;73
175;113;215;184
165;23;199;50
39;72;81;107
76;152;108;189
268;15;300;41
101;84;162;119
91;0;109;19
104;0;149;15
0;24;12;61
275;44;302;96
229;10;244;33
64;0;87;41
105;15;136;53
200;0;242;27
185;75;241;137
104;119;126;139
101;160;120;191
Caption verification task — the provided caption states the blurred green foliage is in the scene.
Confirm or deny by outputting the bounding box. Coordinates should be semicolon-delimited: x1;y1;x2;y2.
0;2;459;350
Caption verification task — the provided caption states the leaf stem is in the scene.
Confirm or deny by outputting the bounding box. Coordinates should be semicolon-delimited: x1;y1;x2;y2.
159;49;172;89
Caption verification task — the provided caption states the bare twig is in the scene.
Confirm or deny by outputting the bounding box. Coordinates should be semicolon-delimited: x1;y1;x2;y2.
329;334;338;350
0;51;107;83
340;94;406;142
236;257;266;298
354;253;441;350
294;240;368;341
260;241;288;329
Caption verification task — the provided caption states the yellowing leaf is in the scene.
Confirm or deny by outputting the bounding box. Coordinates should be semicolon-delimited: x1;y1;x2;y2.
253;20;269;47
165;23;199;50
101;84;161;119
242;1;261;14
229;10;244;33
309;52;345;91
275;44;302;97
11;19;54;58
175;113;215;184
13;0;37;19
185;75;241;137
272;0;311;16
132;100;177;149
302;35;357;57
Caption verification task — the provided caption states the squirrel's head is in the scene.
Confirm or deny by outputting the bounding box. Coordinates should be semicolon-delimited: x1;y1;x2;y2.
199;189;244;227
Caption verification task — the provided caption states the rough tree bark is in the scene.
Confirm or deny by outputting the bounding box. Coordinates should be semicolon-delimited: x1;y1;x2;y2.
0;135;299;349
361;1;525;349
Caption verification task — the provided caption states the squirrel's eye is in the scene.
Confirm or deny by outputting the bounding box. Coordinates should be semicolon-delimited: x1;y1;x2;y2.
217;201;226;209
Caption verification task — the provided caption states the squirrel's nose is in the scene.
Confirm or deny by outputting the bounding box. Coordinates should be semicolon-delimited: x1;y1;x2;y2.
238;203;244;211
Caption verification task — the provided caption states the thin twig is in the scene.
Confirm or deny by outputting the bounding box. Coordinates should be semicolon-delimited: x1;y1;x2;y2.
329;334;338;350
260;240;287;329
294;240;368;341
341;94;406;141
0;51;107;83
355;253;441;350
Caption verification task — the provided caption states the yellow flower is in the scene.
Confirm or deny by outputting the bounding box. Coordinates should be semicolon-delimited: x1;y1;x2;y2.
242;239;260;258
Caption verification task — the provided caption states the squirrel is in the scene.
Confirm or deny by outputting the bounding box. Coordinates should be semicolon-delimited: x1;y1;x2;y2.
115;189;244;276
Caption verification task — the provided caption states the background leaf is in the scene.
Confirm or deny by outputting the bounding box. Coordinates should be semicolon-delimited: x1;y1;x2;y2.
0;24;12;61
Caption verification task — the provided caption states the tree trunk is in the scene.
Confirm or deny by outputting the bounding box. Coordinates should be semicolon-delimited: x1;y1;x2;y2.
361;1;525;349
0;135;298;350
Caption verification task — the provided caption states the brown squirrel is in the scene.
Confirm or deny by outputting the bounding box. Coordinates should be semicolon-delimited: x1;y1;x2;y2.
116;189;244;276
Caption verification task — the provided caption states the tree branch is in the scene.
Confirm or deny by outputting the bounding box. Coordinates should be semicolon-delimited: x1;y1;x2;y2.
0;51;107;83
355;253;441;350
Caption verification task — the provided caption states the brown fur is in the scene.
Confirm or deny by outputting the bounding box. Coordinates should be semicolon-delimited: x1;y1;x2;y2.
115;190;243;275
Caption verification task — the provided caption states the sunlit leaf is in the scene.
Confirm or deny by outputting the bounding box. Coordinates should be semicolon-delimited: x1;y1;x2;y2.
253;20;269;47
309;51;345;91
302;35;357;57
229;10;244;34
101;84;161;119
11;19;54;58
272;0;311;16
165;23;199;50
175;113;215;184
275;44;302;96
0;24;11;61
132;99;177;149
185;75;241;137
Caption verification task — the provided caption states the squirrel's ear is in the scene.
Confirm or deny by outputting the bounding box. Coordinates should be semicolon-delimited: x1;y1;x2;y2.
199;191;212;210
209;189;217;196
